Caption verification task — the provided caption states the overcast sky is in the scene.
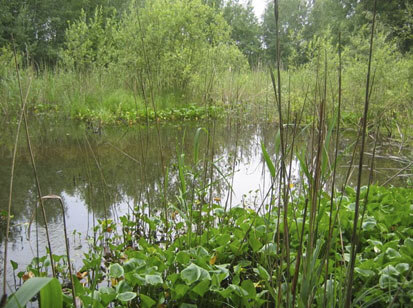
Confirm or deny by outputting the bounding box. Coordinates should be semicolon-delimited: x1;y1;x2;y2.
250;0;267;19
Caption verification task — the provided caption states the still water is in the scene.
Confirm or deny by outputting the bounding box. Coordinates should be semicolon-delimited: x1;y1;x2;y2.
0;119;409;291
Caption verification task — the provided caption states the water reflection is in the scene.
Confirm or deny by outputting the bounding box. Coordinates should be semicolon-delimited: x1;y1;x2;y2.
0;119;409;289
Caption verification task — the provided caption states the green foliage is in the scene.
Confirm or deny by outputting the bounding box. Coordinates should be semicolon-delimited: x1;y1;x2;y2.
8;182;413;307
6;277;62;308
222;0;262;65
0;0;128;65
61;7;119;71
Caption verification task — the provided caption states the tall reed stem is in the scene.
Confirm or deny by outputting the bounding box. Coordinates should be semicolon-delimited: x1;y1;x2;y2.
344;1;377;306
2;78;32;298
41;195;76;307
12;40;56;277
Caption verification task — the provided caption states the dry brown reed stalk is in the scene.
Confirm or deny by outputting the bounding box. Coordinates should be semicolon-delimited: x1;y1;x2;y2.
84;135;110;239
2;78;32;297
135;6;168;238
344;0;377;306
323;32;343;306
41;195;77;307
12;40;56;278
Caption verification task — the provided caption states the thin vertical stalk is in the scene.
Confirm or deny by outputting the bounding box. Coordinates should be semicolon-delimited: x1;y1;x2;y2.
12;40;56;277
2;78;32;297
344;1;377;306
272;1;292;306
324;32;343;307
135;6;168;237
41;196;76;308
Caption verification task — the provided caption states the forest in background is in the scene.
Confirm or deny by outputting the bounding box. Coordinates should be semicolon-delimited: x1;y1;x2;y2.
2;1;413;307
1;0;412;131
1;0;412;66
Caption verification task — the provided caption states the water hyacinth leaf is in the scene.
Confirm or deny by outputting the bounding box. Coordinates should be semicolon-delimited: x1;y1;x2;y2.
179;304;197;308
259;243;277;256
229;284;249;297
99;286;116;305
139;294;156;307
196;246;209;257
117;291;136;302
261;142;275;177
174;284;190;299
109;263;124;278
385;247;401;259
145;274;163;285
192;279;210;297
380;265;399;276
176;251;190;265
355;267;375;278
123;258;145;272
379;274;398;289
395;263;409;273
168;273;180;284
241;280;256;298
362;216;377;231
216;233;230;246
6;277;62;308
255;265;270;280
181;263;201;285
249;234;263;252
405;238;413;249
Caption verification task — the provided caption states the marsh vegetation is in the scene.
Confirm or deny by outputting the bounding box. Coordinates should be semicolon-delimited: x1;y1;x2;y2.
1;0;412;307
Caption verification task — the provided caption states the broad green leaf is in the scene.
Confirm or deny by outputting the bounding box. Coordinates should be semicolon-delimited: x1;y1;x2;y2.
192;279;210;297
216;234;230;246
181;263;201;285
395;263;410;274
109;263;124;278
249;234;263;252
362;216;377;231
145;274;163;285
10;260;18;271
385;247;401;259
355;267;375;278
123;258;145;272
241;280;256;298
140;294;156;307
176;251;190;265
6;277;62;308
229;284;249;297
255;265;270;280
379;274;398;289
261;142;275;177
380;265;399;276
99;286;116;305
259;243;277;256
179;304;197;308
404;238;413;249
117;291;136;302
174;284;190;299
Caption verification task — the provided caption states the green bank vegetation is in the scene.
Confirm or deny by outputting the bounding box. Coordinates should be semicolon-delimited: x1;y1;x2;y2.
1;0;413;307
0;0;412;132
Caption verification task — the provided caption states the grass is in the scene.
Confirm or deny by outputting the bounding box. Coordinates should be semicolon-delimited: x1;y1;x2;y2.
1;33;412;135
2;2;413;306
6;184;413;307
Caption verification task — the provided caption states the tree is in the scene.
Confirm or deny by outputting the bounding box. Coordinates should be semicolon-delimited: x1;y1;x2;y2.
261;0;309;66
0;0;128;66
222;0;262;65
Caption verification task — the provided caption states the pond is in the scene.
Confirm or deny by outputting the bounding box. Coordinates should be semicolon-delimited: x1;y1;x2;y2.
0;118;409;292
